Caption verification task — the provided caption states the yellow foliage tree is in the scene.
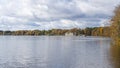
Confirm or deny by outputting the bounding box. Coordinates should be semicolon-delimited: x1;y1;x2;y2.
111;5;120;45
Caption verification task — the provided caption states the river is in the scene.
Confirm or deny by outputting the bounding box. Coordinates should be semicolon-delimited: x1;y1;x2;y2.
0;36;118;68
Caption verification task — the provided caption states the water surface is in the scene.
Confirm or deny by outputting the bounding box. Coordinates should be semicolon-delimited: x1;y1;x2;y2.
0;36;116;68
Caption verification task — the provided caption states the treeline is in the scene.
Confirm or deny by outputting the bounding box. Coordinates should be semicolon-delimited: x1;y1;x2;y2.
0;27;110;36
0;29;84;36
0;28;85;36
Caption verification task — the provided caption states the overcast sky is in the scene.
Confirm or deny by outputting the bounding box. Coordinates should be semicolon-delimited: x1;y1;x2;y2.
0;0;119;30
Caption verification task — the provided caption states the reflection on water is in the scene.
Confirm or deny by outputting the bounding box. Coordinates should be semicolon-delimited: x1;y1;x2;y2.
110;44;120;68
0;36;115;68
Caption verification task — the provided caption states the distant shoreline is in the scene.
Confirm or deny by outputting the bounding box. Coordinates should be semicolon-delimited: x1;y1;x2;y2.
0;27;110;37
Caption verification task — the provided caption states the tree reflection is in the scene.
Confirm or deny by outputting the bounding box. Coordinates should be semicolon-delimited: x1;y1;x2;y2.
110;43;120;68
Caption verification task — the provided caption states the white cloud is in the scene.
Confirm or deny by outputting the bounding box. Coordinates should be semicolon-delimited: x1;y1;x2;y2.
0;0;119;30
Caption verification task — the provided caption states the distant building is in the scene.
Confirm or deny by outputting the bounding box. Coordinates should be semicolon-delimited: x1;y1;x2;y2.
65;32;74;36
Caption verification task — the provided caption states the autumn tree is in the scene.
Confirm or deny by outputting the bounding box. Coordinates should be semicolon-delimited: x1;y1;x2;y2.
111;5;120;45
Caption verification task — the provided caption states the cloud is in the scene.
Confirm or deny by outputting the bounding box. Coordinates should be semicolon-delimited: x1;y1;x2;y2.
0;0;119;30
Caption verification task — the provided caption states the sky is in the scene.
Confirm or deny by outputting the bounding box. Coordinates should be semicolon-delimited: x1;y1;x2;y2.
0;0;119;30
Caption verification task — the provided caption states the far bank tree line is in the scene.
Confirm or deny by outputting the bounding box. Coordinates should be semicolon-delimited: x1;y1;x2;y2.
0;27;110;36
